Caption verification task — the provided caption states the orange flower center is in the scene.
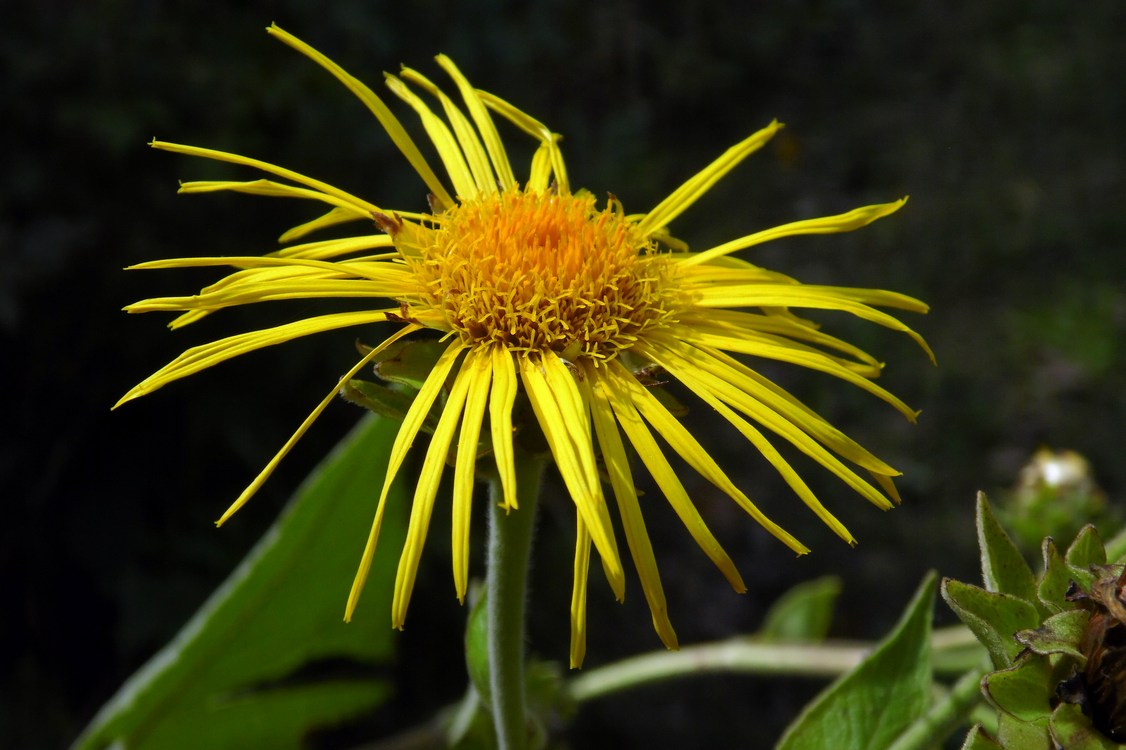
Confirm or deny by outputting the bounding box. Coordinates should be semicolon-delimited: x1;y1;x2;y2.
409;189;679;361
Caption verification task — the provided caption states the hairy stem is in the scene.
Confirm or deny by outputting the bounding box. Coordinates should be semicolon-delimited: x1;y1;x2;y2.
485;454;547;750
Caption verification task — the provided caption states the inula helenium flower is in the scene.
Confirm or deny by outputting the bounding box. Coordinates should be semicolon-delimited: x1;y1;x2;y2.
120;25;931;666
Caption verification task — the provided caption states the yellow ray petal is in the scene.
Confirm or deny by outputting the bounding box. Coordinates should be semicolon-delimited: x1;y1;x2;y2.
607;360;809;555
272;234;396;260
570;516;592;669
636;120;782;237
680;317;884;378
583;367;678;650
489;345;519;510
599;365;747;591
115;310;398;407
648;339;897;511
695;282;930;316
641;342;858;543
691;283;932;361
476;90;569;194
519;353;624;599
680;310;883;374
124;254;407;284
528;141;555;193
435;55;517;190
452;350;492;602
216;323;420;526
279;207;373;244
682;328;920;421
346;339;466;621
177;179;374;219
700;344;897;475
150;141;381;215
384;72;478;200
872;472;903;505
679;258;800;286
127;279;412;313
682;198;907;267
398;66;497;195
148;256;405;326
265;24;455;210
393;351;475;628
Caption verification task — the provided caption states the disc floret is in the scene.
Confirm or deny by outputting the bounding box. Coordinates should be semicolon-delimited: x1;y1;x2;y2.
404;188;680;361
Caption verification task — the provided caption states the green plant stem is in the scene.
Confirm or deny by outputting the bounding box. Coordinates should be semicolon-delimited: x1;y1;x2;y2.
567;626;983;703
884;663;989;750
485;453;547;750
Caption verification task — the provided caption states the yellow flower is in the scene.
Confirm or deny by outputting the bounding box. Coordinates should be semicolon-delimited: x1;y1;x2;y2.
120;25;931;667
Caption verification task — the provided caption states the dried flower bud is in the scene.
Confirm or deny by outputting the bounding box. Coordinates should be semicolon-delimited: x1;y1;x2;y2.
1058;565;1126;741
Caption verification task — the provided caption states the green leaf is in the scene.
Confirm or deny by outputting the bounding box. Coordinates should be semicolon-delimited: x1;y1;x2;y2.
977;492;1037;600
941;579;1041;669
1049;703;1121;750
1014;609;1089;661
73;415;408;750
759;576;841;642
775;572;936;750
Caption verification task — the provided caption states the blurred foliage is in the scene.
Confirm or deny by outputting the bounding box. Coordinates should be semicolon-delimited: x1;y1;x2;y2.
73;415;407;750
998;447;1120;555
4;1;1124;748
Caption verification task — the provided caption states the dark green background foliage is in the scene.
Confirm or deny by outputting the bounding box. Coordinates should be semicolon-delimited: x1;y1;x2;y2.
4;1;1124;747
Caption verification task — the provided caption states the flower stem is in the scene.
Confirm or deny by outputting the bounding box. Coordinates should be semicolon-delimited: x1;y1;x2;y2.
485;453;547;750
567;626;984;703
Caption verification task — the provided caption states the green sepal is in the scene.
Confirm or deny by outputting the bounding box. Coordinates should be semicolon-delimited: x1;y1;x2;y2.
365;336;449;389
1014;609;1090;662
982;653;1052;722
1067;525;1107;570
759;576;841;643
960;724;1004;750
647;383;688;417
941;579;1041;669
996;710;1051;750
1049;703;1122;750
977;492;1037;601
1037;538;1075;614
342;378;432;429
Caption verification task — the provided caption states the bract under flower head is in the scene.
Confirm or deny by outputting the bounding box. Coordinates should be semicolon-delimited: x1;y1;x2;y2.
120;24;931;667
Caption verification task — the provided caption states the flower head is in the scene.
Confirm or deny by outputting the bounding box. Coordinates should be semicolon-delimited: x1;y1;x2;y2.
120;25;931;667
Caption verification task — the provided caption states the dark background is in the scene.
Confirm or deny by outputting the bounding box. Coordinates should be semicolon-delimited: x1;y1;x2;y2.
5;1;1125;748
